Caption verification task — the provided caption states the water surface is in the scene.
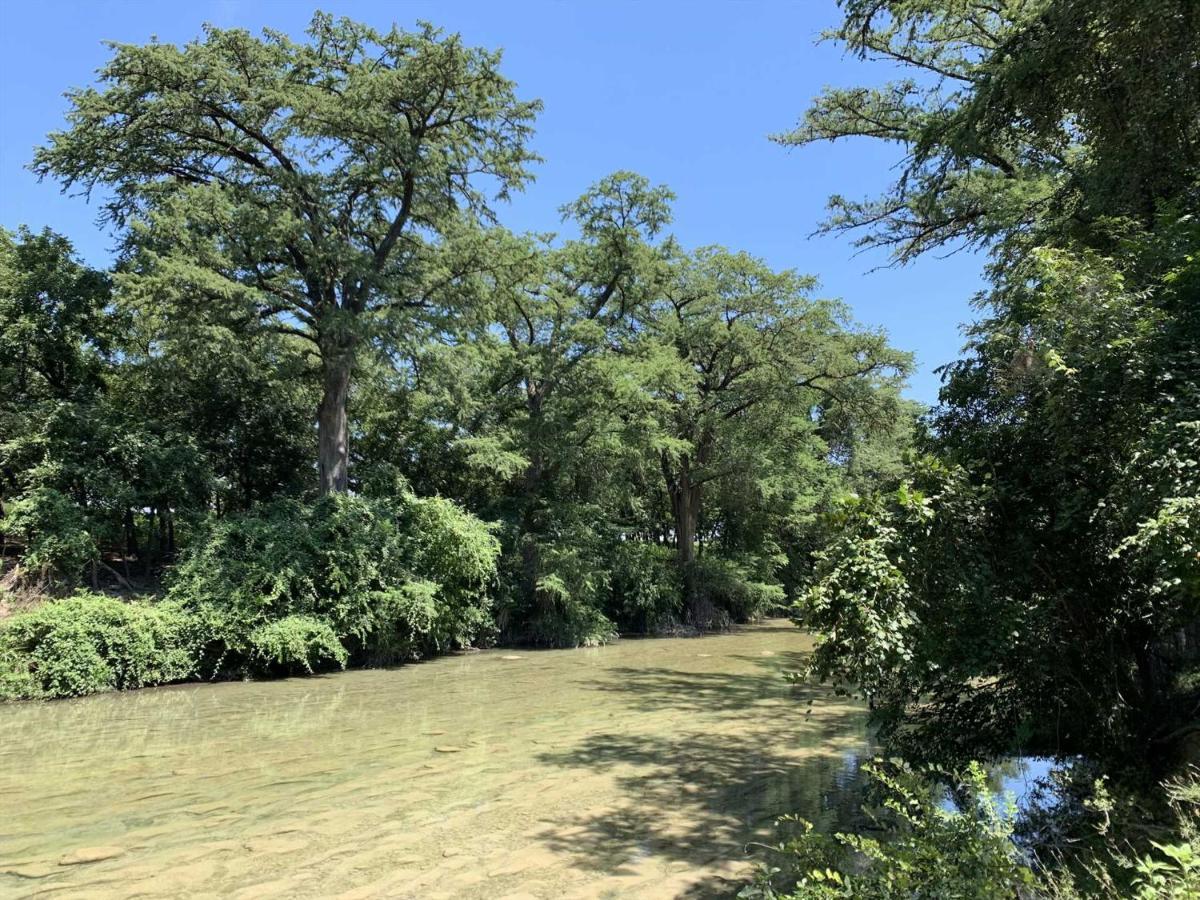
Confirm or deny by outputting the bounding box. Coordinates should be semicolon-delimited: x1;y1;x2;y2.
0;620;868;898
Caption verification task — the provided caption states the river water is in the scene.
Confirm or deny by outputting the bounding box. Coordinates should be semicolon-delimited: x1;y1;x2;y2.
0;620;869;899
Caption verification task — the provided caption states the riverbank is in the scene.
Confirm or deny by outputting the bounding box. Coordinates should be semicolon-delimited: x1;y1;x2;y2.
0;581;782;703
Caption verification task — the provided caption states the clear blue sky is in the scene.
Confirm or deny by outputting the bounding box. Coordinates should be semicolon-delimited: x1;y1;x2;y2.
0;0;984;404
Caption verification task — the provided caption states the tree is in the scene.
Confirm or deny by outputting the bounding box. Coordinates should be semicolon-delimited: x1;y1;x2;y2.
774;0;1200;263
0;226;315;585
786;0;1200;771
33;13;540;494
641;247;909;623
0;227;114;581
469;173;672;623
0;227;112;407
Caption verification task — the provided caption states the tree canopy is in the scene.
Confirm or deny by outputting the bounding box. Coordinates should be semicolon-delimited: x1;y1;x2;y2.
33;13;540;493
789;0;1200;775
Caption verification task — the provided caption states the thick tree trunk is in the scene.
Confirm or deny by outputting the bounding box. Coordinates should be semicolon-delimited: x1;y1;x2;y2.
318;348;354;495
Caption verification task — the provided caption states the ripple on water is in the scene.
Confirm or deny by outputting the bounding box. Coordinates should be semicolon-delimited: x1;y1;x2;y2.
0;619;869;899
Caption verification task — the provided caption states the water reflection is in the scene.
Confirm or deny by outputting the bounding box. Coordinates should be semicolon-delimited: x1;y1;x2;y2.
0;620;869;899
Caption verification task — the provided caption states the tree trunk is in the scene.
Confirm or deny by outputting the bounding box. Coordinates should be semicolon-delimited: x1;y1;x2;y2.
667;457;704;623
124;508;139;563
143;509;155;578
318;347;354;495
520;451;546;612
519;384;548;612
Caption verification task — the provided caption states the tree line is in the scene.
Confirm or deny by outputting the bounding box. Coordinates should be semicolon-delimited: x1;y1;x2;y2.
0;13;909;694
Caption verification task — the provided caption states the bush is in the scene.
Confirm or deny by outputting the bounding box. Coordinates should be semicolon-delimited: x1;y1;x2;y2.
0;487;96;584
690;555;785;626
247;615;349;674
505;535;620;647
742;759;1036;900
744;760;1200;900
1028;768;1200;899
167;492;499;672
0;592;201;699
605;541;680;633
522;571;619;647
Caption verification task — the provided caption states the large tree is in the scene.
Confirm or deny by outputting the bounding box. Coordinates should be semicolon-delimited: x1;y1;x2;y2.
469;173;672;618
788;0;1200;770
33;13;539;493
642;248;909;622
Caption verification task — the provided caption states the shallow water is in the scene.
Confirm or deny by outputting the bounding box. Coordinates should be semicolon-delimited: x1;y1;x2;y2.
0;620;868;899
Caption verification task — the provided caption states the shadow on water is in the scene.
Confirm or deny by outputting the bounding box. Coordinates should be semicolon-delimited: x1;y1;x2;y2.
533;658;872;893
0;620;873;899
575;653;818;717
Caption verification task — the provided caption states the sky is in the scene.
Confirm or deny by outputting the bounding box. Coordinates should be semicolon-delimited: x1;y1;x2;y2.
0;0;986;404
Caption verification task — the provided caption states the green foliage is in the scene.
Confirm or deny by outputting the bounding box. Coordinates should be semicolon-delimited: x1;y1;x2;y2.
748;763;1200;900
0;494;500;698
1101;775;1200;900
787;0;1200;773
0;593;201;699
501;530;620;648
522;574;619;648
606;541;681;633
0;226;112;402
0;487;97;582
0;224;311;590
4;12;914;690
640;246;911;622
775;0;1200;263
772;4;1200;896
743;760;1035;899
690;555;787;626
247;616;349;675
32;12;541;494
167;492;499;671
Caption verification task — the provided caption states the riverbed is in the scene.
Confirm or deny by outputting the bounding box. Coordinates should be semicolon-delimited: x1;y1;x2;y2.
0;620;869;898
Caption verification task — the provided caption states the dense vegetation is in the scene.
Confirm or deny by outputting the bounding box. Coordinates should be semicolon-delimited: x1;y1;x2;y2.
2;2;1197;896
751;0;1200;897
0;13;907;696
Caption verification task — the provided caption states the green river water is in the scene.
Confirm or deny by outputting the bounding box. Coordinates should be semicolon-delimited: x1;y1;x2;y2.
0;620;869;899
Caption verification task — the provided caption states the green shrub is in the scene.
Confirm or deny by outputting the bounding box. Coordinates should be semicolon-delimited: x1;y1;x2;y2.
605;541;680;632
0;487;96;583
247;615;349;674
745;761;1200;900
496;530;620;648
0;592;201;699
743;760;1036;900
167;492;499;671
1033;769;1200;899
691;555;785;625
524;571;619;647
1122;773;1200;900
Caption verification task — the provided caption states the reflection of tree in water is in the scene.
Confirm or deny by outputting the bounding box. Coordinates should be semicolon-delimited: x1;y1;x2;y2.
534;660;874;892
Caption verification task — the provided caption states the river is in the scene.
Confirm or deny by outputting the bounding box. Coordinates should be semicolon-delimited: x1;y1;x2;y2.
0;620;869;899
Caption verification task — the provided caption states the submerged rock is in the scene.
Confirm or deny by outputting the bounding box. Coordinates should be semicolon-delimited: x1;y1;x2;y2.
58;846;125;866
